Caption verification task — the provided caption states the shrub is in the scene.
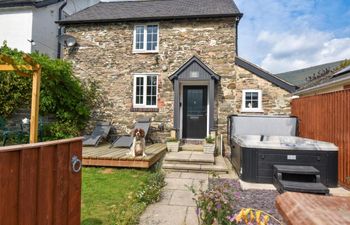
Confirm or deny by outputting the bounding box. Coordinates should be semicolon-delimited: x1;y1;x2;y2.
166;137;179;142
190;179;240;225
0;42;98;139
111;169;166;225
136;169;166;204
205;135;215;144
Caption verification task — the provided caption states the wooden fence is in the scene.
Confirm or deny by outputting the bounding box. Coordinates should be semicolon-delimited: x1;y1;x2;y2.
0;137;82;225
292;90;350;188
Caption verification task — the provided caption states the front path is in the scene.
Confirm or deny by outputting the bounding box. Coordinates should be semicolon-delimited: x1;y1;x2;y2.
139;172;210;225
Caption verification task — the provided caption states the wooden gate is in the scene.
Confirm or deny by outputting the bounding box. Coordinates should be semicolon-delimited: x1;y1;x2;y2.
292;90;350;188
0;137;82;225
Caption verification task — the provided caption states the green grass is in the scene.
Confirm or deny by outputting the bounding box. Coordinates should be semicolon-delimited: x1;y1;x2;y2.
81;167;152;225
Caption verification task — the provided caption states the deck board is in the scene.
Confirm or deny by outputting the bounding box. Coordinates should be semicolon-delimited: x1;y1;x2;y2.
82;143;166;168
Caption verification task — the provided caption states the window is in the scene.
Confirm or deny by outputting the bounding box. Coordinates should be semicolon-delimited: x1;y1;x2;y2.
133;74;158;108
133;24;159;52
241;90;263;112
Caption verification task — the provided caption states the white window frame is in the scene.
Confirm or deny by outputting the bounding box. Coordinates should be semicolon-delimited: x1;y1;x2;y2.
241;89;263;112
133;73;158;108
133;23;159;53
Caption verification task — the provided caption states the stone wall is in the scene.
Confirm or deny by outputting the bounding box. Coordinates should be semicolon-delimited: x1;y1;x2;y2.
64;18;291;148
234;66;292;115
65;18;237;142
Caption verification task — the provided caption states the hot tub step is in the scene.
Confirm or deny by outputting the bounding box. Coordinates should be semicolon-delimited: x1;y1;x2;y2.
276;180;329;195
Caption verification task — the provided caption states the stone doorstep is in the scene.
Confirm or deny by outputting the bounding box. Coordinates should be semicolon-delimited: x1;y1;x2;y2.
164;151;215;165
162;163;228;174
181;144;204;151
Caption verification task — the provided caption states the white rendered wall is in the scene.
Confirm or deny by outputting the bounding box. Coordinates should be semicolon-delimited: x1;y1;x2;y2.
32;3;61;57
64;0;99;16
0;8;33;52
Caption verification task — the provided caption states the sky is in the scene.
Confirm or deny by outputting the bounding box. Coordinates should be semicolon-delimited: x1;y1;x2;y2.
235;0;350;73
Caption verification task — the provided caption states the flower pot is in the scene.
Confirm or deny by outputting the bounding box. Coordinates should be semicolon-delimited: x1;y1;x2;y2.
203;143;215;154
166;141;180;152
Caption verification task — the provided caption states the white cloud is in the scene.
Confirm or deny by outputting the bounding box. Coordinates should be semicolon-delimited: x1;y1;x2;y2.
235;0;350;73
259;30;350;73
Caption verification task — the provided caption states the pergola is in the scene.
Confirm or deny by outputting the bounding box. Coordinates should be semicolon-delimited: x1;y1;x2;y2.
0;54;41;143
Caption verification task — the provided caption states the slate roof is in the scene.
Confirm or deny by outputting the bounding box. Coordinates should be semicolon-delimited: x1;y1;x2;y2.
0;0;61;8
235;57;297;93
294;65;350;94
274;60;343;87
58;0;242;25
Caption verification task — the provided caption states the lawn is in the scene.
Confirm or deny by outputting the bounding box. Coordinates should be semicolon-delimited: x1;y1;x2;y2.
81;167;155;225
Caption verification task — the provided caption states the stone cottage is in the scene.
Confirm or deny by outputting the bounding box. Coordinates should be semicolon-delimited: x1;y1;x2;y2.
58;0;296;150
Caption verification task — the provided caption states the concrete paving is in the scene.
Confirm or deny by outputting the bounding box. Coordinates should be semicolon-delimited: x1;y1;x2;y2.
139;171;208;225
140;159;350;225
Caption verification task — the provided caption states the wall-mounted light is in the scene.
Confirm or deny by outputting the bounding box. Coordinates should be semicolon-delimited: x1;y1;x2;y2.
27;39;36;46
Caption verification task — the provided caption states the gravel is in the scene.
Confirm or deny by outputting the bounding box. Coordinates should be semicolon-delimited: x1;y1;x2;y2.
209;179;283;224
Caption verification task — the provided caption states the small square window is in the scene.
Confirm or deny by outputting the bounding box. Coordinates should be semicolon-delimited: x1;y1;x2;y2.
133;24;159;53
241;90;263;112
133;74;158;108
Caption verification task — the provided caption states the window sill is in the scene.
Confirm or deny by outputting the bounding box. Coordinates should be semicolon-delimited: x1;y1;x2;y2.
131;107;159;112
132;50;159;54
241;109;264;113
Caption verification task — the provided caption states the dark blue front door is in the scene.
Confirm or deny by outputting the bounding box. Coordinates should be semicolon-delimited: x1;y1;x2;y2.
183;86;207;139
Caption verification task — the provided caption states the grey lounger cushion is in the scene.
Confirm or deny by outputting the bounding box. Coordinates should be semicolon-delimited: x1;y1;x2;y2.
83;122;111;146
111;119;150;148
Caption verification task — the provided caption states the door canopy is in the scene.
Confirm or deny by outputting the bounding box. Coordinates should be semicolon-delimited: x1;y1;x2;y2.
169;56;220;82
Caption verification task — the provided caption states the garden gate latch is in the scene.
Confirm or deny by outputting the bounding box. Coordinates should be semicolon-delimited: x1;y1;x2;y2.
71;155;82;173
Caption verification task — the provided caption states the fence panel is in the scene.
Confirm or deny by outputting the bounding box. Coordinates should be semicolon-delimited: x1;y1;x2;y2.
0;137;82;225
292;90;350;188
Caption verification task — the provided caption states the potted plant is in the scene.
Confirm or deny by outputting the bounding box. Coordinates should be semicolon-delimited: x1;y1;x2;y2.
203;136;215;154
166;137;180;152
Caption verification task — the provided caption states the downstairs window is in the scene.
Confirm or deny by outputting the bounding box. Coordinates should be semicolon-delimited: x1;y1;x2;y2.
133;74;158;108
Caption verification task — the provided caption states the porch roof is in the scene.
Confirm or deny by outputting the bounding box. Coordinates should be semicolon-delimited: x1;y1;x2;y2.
169;56;220;81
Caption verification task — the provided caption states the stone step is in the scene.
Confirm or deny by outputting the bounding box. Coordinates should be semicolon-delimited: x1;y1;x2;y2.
164;151;214;165
181;139;204;145
180;144;203;152
162;156;229;174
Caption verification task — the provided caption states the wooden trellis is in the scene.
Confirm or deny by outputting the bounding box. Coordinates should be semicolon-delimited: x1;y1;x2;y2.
0;54;41;143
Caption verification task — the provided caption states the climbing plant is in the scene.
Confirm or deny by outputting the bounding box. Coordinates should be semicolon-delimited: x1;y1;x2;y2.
0;42;98;139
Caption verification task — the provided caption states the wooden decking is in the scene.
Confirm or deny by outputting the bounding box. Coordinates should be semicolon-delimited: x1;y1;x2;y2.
83;143;167;168
276;192;350;225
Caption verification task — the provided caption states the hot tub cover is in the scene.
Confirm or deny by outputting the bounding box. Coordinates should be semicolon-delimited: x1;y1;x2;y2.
232;135;338;151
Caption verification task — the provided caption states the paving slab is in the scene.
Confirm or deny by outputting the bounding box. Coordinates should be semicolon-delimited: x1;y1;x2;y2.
190;153;214;163
157;189;174;205
139;204;187;225
180;172;209;180
169;190;196;207
165;178;193;190
166;171;182;178
192;179;208;191
329;187;350;197
185;207;199;225
239;180;275;190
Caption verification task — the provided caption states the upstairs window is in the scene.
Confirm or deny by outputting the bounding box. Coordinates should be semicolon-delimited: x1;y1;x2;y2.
241;89;263;112
133;74;158;108
133;24;159;53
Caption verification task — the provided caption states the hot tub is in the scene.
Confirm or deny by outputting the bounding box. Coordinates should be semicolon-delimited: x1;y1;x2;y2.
228;115;338;187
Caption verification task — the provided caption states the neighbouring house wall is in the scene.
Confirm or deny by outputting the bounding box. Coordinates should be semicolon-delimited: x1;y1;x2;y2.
234;66;292;115
0;8;33;52
32;3;62;57
65;18;237;142
63;0;99;16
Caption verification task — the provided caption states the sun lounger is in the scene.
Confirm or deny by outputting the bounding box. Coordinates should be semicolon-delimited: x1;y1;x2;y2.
83;121;111;147
111;118;150;148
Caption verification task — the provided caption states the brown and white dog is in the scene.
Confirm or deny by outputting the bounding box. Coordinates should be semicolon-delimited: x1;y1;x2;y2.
129;128;146;157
